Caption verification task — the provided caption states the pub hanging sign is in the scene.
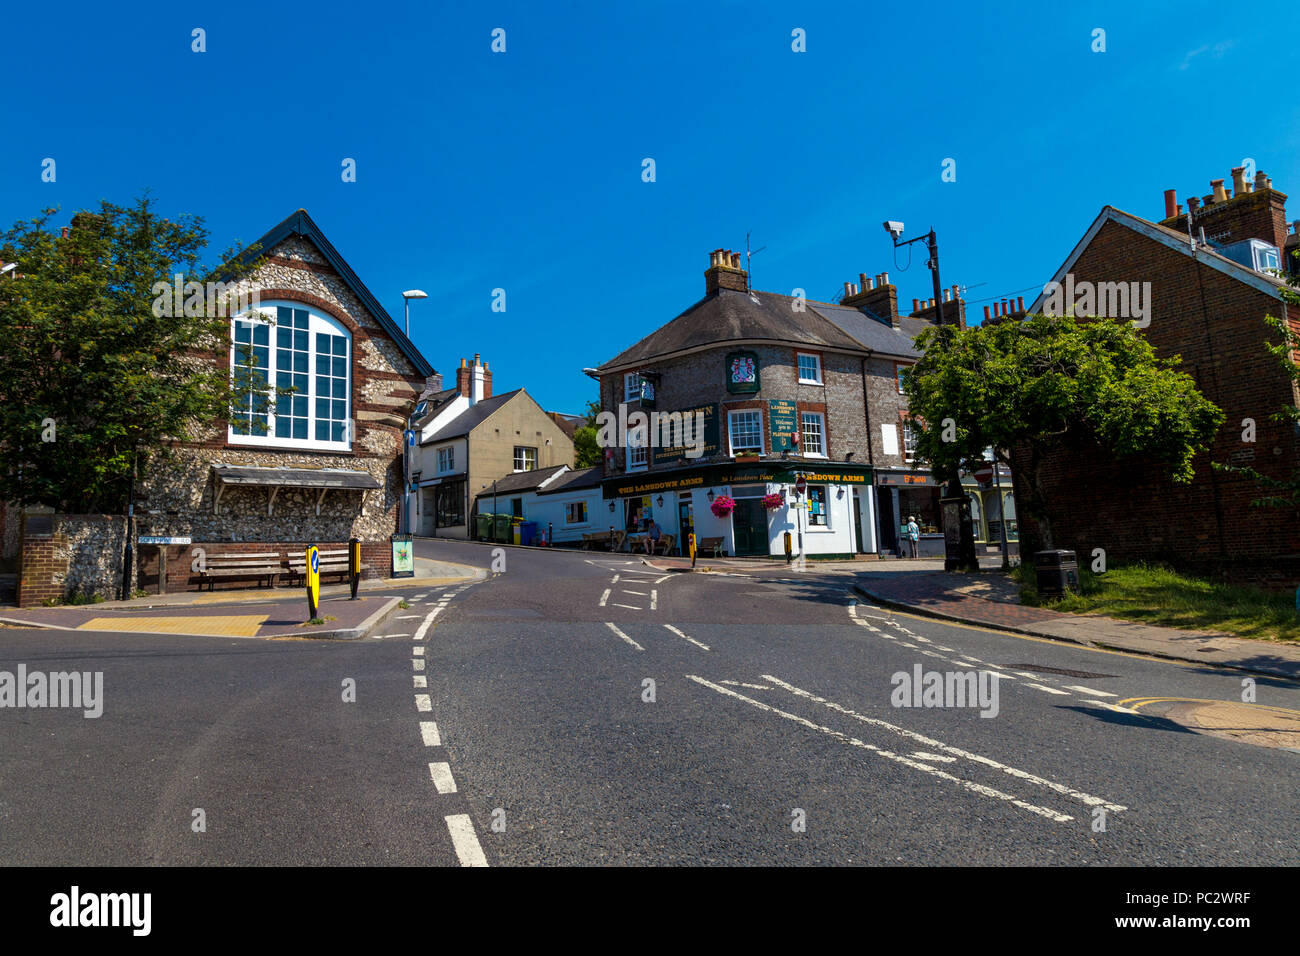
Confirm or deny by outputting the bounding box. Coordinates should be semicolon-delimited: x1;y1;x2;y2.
726;351;760;394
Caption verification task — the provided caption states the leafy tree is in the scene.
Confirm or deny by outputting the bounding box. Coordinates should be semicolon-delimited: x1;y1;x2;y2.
0;196;266;514
1212;266;1300;507
905;314;1224;549
573;399;603;468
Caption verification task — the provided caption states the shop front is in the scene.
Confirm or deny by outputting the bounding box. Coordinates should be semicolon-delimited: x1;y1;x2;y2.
874;468;945;557
602;461;874;559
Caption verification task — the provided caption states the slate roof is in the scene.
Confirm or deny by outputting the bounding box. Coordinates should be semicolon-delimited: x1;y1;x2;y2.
807;300;925;360
473;464;568;498
233;209;436;377
597;288;871;371
211;464;380;490
536;466;604;495
420;389;525;445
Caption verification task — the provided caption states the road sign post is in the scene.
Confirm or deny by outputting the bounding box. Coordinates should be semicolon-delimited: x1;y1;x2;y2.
305;545;320;619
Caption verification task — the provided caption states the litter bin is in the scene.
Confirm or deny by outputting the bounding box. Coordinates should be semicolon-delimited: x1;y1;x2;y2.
1035;549;1079;598
492;514;512;543
520;521;538;546
475;513;493;542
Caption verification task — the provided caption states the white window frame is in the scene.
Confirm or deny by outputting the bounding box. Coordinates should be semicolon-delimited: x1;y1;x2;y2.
626;436;648;470
805;484;831;529
902;422;919;465
797;352;823;384
513;446;538;472
800;411;827;457
728;409;764;456
228;302;352;452
437;447;455;473
624;372;642;403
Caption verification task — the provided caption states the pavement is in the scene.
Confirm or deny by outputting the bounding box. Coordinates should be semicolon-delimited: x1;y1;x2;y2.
0;557;484;639
643;553;1300;681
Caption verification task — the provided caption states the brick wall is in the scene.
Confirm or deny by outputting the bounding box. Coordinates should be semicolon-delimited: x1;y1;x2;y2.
17;514;130;607
1013;217;1300;588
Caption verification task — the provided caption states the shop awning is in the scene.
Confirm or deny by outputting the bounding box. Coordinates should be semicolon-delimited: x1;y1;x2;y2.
211;464;380;516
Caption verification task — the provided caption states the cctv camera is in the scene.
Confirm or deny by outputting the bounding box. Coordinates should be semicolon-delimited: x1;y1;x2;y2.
883;221;905;239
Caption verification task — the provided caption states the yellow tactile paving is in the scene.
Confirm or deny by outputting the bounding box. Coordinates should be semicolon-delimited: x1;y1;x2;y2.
79;615;270;637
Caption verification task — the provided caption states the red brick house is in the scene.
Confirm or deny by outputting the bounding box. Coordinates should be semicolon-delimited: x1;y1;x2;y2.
1014;169;1300;586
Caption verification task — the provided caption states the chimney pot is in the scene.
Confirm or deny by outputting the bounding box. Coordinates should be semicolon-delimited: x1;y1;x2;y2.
880;272;889;285
1017;296;1024;312
1231;167;1247;197
859;272;868;290
865;277;874;290
983;305;991;321
1176;203;1183;215
1203;194;1214;207
950;284;959;299
460;358;467;368
912;298;920;312
1211;179;1228;203
1255;171;1268;190
1163;189;1178;219
993;302;1001;318
845;282;854;298
1187;196;1200;211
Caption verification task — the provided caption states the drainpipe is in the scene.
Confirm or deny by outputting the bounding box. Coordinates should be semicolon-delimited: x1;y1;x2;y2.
861;354;882;554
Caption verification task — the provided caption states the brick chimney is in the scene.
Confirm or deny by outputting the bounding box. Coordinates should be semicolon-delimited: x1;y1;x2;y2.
908;285;967;329
842;271;899;327
1160;166;1289;251
455;354;492;403
705;248;749;294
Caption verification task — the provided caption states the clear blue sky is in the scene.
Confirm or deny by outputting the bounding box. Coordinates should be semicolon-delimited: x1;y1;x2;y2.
3;1;1298;414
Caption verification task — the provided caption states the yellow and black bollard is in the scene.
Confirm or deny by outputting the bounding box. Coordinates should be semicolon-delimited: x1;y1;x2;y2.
689;532;697;569
348;537;361;600
305;544;321;619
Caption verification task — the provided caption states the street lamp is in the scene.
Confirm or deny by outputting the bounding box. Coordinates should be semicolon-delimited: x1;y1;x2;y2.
402;289;428;338
883;220;980;572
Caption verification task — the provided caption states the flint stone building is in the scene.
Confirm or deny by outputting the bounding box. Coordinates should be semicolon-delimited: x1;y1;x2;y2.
17;209;438;605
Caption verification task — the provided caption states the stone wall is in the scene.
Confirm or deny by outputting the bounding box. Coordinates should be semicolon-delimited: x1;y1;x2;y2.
18;514;130;607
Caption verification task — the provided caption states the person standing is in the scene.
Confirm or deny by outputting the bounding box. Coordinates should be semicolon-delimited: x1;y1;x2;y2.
906;515;920;558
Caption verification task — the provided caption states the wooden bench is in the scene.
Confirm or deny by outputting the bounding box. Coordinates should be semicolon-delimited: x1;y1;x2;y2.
199;552;282;591
629;533;676;555
696;536;725;557
581;531;626;552
284;549;362;585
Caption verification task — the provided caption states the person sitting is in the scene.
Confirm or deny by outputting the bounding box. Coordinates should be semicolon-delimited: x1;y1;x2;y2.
644;520;662;554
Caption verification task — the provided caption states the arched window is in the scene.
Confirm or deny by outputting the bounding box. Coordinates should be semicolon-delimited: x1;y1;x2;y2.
230;303;351;450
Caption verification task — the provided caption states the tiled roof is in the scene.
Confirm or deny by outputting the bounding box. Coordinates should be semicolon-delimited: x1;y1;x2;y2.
536;466;604;495
421;389;524;445
474;464;568;497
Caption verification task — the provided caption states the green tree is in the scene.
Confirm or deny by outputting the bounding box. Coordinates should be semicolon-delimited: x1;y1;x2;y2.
573;399;603;468
905;314;1224;549
1212;266;1300;508
0;196;265;513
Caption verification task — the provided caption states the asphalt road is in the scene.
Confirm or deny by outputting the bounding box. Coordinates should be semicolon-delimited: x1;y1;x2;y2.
1;538;1297;866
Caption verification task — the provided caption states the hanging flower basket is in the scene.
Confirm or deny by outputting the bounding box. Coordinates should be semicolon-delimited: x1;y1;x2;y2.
762;492;785;511
710;495;737;518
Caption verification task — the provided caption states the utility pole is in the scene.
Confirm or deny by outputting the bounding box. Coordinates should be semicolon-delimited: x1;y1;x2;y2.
884;221;980;572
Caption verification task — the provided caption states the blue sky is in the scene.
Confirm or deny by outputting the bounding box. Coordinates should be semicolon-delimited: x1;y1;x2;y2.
3;1;1298;414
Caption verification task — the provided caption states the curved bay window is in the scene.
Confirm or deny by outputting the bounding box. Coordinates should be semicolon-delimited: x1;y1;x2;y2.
230;303;351;451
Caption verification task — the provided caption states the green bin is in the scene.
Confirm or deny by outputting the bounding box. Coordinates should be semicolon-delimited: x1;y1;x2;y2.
492;514;512;543
475;513;493;541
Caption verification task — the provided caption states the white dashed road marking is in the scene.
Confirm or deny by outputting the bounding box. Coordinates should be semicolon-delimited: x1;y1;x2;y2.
414;676;427;688
445;814;489;867
1026;683;1071;696
413;647;425;656
415;694;432;712
1064;685;1119;698
428;762;457;794
420;721;441;746
598;589;611;607
664;624;710;651
605;622;645;650
688;675;1075;823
